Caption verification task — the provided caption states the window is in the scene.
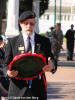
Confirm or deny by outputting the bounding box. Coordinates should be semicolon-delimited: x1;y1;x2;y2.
72;16;74;21
47;14;49;20
64;15;66;21
68;15;70;21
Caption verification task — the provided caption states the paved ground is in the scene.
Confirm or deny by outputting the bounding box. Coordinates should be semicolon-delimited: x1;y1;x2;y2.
46;67;75;100
46;41;75;100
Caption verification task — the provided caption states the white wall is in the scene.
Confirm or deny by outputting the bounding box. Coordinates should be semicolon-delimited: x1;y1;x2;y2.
39;13;75;35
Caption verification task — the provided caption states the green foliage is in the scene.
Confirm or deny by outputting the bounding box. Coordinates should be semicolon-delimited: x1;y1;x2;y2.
19;0;49;16
19;0;33;16
63;37;67;41
40;33;46;37
40;0;49;16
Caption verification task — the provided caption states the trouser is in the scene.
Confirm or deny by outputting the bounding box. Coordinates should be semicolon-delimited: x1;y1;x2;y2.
8;74;47;100
67;48;74;60
67;50;73;60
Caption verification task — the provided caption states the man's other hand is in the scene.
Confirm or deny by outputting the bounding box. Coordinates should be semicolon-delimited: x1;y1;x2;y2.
43;57;54;72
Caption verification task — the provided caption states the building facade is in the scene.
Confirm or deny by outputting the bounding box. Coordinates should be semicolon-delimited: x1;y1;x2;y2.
39;0;75;35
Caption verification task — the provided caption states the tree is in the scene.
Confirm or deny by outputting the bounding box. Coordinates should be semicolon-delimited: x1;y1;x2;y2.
19;0;33;16
19;0;49;16
40;0;49;16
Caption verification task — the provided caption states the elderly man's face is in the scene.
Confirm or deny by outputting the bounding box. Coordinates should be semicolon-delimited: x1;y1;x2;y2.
20;18;36;36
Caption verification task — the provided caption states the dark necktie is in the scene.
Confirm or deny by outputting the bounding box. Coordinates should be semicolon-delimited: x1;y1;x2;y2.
27;36;32;53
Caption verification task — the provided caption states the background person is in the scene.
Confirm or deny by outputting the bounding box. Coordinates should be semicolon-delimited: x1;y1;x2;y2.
0;36;8;99
65;24;75;61
51;23;63;72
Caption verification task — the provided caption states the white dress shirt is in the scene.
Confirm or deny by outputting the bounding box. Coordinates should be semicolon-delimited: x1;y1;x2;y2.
22;32;35;54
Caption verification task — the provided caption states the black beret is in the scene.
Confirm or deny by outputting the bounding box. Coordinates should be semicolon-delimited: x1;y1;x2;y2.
56;23;61;26
71;24;74;27
19;11;36;23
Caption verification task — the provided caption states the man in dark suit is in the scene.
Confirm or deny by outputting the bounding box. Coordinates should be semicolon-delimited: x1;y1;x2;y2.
65;24;75;61
4;11;55;100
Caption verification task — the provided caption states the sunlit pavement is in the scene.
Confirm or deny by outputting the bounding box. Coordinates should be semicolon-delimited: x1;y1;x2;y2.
46;41;75;100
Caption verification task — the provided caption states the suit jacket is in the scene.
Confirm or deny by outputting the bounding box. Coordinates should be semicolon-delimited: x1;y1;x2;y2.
4;33;54;99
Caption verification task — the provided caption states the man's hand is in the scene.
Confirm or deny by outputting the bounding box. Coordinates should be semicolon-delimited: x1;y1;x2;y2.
7;70;18;78
43;57;54;72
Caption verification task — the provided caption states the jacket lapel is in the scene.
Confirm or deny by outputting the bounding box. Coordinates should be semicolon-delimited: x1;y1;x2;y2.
34;33;41;54
34;33;45;56
15;33;42;54
15;34;25;55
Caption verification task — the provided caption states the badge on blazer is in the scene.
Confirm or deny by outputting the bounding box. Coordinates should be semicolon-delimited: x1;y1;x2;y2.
18;46;25;51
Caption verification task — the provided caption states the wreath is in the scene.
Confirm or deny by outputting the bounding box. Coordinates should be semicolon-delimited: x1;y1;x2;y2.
9;53;46;80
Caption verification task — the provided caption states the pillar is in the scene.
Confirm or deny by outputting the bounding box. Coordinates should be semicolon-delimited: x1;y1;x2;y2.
5;0;19;37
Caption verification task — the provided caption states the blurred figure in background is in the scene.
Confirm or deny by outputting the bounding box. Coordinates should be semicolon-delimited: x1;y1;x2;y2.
50;27;55;36
0;36;8;98
46;27;55;44
0;36;5;61
65;24;75;61
0;64;8;97
46;31;51;40
0;36;9;99
51;23;63;72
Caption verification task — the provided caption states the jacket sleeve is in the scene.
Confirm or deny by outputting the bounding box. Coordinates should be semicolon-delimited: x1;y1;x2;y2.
45;38;54;61
65;30;69;39
45;38;57;73
3;38;13;76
